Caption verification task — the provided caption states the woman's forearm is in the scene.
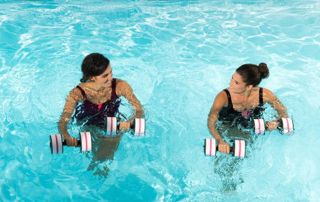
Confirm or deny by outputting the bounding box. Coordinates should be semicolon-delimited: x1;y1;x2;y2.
58;114;72;139
207;113;223;143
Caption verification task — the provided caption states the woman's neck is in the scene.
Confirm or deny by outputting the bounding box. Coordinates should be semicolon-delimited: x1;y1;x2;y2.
83;81;110;92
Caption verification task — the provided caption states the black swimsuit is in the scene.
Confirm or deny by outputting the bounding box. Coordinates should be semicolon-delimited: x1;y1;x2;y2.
218;88;264;128
73;78;121;127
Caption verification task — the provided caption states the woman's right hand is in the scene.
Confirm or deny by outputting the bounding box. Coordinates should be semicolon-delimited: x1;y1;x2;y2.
218;140;230;154
119;121;131;131
266;120;279;131
65;136;77;146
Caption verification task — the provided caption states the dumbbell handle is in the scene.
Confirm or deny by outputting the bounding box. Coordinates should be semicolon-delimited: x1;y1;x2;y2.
204;145;239;156
61;139;81;147
204;140;237;153
111;119;143;130
122;120;141;129
109;123;133;131
213;144;236;153
264;119;282;129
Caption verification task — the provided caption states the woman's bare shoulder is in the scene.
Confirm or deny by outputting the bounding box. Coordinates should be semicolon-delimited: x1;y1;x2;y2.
115;78;127;85
261;87;277;102
262;87;275;96
114;78;133;96
213;90;228;109
115;78;132;89
68;84;85;100
216;90;228;101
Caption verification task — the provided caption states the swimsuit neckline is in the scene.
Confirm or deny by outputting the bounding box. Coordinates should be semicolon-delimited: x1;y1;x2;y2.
76;78;117;107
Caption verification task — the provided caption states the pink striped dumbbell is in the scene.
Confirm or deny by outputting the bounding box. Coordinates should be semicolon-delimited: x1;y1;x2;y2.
106;117;145;136
50;132;92;154
254;118;294;135
204;138;246;158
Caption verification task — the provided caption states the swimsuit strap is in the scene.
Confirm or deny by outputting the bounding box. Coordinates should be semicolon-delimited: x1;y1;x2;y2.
223;89;233;109
259;87;263;106
111;78;118;100
76;85;87;99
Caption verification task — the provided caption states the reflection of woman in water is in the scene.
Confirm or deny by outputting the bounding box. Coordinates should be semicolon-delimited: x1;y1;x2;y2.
207;63;288;190
58;53;144;175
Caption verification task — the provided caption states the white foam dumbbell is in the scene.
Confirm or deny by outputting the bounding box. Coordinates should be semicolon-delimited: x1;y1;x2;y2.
254;118;294;135
50;132;92;154
204;138;246;158
106;117;146;136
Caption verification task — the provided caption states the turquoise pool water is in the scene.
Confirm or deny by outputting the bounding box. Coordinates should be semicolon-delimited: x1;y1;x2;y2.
1;0;320;201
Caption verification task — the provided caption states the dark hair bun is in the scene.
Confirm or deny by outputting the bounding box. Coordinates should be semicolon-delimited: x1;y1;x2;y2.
258;63;269;79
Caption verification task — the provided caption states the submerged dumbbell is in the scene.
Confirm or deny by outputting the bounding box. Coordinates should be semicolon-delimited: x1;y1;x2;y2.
254;117;294;135
106;117;146;136
50;132;92;154
204;138;246;158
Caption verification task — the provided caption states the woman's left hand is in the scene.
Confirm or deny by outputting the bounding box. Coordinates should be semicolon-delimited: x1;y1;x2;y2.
266;120;279;130
119;121;131;131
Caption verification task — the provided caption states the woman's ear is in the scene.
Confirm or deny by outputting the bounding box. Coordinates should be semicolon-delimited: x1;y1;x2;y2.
89;76;95;82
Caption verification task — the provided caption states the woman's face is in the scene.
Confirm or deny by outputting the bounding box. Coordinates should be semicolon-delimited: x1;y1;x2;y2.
229;72;247;94
93;65;113;87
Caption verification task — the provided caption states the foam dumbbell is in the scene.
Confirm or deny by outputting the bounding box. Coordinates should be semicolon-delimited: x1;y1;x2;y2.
204;138;246;158
254;117;294;135
106;117;146;136
50;132;92;154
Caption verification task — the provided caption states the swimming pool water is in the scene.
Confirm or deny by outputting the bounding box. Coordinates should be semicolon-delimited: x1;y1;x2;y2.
0;0;320;201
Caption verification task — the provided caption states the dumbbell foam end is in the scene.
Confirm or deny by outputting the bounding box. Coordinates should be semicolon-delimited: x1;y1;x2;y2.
80;132;92;152
134;118;145;136
204;138;217;156
50;134;63;154
281;118;294;134
233;140;246;158
254;119;265;134
106;117;118;136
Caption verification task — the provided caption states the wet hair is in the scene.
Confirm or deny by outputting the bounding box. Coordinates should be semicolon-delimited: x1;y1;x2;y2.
236;63;269;86
80;53;110;82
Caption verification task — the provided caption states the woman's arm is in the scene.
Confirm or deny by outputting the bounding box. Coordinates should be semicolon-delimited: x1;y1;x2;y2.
116;80;144;129
58;87;83;145
263;88;288;130
207;91;227;143
207;91;230;153
263;88;288;118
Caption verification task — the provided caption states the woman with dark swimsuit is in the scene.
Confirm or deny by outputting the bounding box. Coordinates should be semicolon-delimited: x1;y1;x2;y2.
58;53;144;174
207;63;289;191
207;63;288;154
